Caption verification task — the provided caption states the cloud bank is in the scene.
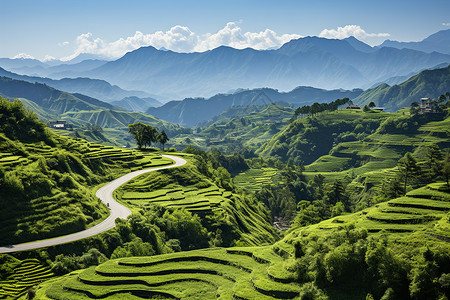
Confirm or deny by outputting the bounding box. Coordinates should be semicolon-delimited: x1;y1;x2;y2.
11;53;35;59
62;22;301;60
319;25;390;42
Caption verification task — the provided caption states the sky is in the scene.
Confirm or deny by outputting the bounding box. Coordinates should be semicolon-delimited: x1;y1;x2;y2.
1;0;450;61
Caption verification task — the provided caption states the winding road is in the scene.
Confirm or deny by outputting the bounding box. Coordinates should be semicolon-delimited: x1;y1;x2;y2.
0;155;187;253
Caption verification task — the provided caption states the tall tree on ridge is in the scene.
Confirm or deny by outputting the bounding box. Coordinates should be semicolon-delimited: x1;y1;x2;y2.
397;152;421;195
158;130;169;151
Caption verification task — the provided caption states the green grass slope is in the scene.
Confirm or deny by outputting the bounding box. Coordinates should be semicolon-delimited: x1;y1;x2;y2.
0;76;115;114
354;64;450;110
115;158;276;246
39;182;450;299
0;97;175;245
171;104;294;153
258;109;390;165
0;258;53;299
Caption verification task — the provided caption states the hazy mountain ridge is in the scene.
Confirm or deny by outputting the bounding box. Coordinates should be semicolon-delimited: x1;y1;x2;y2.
111;96;162;113
81;35;450;98
0;76;116;114
354;64;450;109
0;67;150;103
147;86;363;127
379;29;450;55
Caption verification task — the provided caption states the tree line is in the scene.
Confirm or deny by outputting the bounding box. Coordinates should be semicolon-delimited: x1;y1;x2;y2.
294;98;352;117
128;122;169;150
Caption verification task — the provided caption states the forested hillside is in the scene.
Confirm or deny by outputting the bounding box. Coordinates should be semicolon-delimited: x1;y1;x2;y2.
0;97;174;245
354;64;450;110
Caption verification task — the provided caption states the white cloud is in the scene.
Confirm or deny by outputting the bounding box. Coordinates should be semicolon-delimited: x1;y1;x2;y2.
11;53;35;59
442;22;450;26
43;55;57;62
62;22;301;60
58;41;70;47
319;25;390;43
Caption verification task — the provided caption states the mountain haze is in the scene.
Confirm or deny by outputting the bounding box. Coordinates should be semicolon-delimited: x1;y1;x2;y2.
82;35;450;98
379;29;450;55
147;86;363;127
354;64;450;109
0;67;150;103
111;96;162;113
0;77;116;115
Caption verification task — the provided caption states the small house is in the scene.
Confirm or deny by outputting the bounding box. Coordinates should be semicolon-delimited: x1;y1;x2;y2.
346;105;360;109
47;120;74;131
419;98;438;113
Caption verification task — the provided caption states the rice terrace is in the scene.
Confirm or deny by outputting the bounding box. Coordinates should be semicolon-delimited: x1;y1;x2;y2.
0;1;450;299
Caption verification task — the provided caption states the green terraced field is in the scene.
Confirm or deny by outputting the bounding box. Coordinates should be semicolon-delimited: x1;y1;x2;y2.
0;131;176;245
40;246;299;300
38;183;450;300
286;182;450;237
0;259;53;299
121;184;230;213
114;160;277;246
234;168;280;192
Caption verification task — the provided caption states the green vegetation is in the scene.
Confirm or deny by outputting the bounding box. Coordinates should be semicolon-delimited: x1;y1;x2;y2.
0;96;174;245
354;64;450;110
234;167;281;192
38;183;450;300
0;257;53;299
115;149;277;247
170;104;295;153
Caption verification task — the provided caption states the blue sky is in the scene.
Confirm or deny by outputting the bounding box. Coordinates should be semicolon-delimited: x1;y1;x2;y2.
2;0;449;60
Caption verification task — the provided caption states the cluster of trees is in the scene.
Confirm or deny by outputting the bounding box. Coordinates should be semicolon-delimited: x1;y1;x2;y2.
128;122;169;150
382;146;450;199
38;206;211;276
362;101;377;112
290;227;450;299
410;92;450;115
294;98;351;117
0;97;53;144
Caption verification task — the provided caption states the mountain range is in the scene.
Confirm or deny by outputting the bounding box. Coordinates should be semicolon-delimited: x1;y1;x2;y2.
77;33;450;98
146;86;363;127
0;67;151;103
354;64;450;109
379;29;450;55
0;76;117;115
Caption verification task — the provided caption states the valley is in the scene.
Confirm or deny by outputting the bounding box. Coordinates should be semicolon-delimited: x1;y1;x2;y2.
0;16;449;300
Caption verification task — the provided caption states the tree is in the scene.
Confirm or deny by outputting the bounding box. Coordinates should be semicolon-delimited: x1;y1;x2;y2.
128;123;158;150
397;152;421;194
128;122;146;150
426;144;442;177
368;101;376;109
143;125;157;148
157;130;169;151
410;101;420;115
443;158;450;190
363;105;370;112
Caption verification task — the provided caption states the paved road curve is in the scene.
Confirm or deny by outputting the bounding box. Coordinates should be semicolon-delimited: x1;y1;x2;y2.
0;155;187;253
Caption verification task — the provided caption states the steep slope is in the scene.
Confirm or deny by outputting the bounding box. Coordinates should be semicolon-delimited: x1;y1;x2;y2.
354;64;450;110
170;104;295;152
111;96;162;112
0;97;173;245
147;87;363;127
61;109;189;136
